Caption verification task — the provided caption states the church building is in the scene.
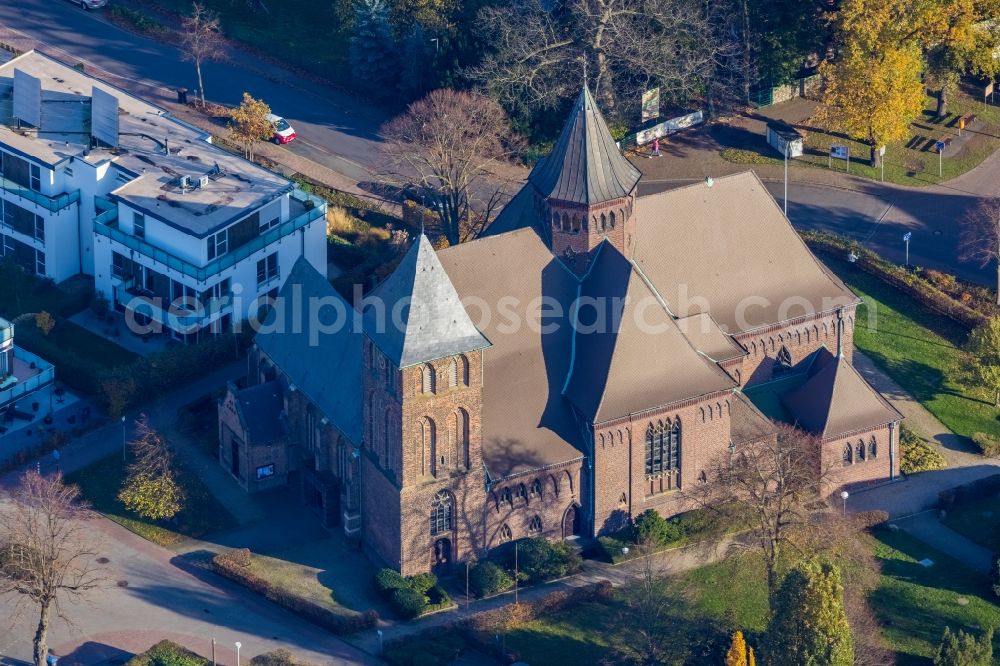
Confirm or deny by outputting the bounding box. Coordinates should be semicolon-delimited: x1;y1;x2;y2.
218;88;901;575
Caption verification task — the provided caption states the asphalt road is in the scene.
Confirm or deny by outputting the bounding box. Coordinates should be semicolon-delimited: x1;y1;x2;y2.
0;0;386;183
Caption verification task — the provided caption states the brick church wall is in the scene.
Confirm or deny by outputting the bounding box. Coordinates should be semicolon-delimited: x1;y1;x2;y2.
822;423;899;497
591;390;735;536
735;306;857;386
485;460;584;547
362;456;402;569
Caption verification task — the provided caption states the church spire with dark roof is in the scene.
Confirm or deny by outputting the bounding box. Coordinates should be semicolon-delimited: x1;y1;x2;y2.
528;86;641;206
363;234;491;368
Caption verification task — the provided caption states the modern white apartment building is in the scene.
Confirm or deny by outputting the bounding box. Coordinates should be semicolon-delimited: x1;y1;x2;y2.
0;51;327;341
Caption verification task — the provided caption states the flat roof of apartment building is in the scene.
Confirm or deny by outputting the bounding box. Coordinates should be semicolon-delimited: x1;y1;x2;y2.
0;51;292;237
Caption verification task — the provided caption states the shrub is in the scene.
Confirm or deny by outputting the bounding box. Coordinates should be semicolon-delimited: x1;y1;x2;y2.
598;534;632;563
853;510;890;529
408;572;437;595
375;568;409;594
970;432;1000;457
391;587;428;619
514;537;582;583
216;547;252;568
933;626;993;665
900;426;947;474
249;650;303;666
127;641;208;666
633;509;670;547
469;561;514;598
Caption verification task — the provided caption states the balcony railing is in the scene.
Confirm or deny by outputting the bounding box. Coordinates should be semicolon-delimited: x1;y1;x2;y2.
1;176;80;213
0;348;55;411
115;284;231;333
95;190;326;283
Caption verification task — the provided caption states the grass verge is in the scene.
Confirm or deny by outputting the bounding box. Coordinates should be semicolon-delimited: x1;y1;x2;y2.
821;254;1000;441
67;452;236;547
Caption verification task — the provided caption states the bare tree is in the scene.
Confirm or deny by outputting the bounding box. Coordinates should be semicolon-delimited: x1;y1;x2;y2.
180;3;225;106
960;196;1000;305
380;89;517;246
469;0;734;120
0;471;103;666
695;423;830;605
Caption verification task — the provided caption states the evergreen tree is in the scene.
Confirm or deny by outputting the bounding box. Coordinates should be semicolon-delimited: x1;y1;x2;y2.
398;24;435;101
933;627;994;666
726;630;749;666
349;0;400;96
766;559;854;666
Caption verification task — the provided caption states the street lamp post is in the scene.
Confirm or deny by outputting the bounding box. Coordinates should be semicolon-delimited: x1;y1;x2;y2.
234;642;241;666
903;232;912;267
430;38;439;53
377;629;384;654
121;415;127;461
621;546;629;560
840;490;849;516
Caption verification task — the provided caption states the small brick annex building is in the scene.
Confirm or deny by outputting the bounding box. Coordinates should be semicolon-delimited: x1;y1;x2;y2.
218;88;902;575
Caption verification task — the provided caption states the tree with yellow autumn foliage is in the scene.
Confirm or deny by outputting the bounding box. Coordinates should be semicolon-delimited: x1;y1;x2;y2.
228;92;273;162
820;0;925;167
726;630;753;666
118;416;184;521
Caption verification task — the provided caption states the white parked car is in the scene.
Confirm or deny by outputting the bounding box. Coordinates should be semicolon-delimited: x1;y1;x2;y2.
267;114;297;145
70;0;108;8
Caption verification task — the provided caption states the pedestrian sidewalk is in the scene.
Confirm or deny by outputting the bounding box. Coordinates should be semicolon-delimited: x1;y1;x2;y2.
893;511;995;574
847;351;1000;518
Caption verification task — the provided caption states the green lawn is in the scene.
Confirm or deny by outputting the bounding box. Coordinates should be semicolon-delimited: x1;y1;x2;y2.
45;320;138;369
242;538;390;618
723;85;1000;187
870;530;1000;665
821;254;1000;441
67;452;236;547
942;495;1000;553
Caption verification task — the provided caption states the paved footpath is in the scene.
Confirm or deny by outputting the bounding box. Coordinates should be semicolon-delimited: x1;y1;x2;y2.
892;511;995;573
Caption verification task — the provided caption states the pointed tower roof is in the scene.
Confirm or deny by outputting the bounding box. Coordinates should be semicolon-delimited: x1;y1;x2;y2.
781;349;901;439
528;87;641;205
363;235;491;368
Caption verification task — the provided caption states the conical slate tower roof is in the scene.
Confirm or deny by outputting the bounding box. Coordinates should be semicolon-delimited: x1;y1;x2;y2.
363;234;491;368
528;87;641;205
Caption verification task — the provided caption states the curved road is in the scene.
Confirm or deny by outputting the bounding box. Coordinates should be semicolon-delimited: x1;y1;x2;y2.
0;0;386;183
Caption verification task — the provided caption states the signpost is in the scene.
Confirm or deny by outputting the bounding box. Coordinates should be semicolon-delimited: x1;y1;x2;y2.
641;87;660;123
903;231;912;267
830;145;849;173
986;81;995;108
879;145;886;182
936;140;945;177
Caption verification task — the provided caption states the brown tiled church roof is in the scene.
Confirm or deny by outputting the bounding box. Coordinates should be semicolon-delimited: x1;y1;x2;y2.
437;228;584;478
561;244;735;423
633;172;859;333
781;348;901;439
527;87;641;205
676;312;747;362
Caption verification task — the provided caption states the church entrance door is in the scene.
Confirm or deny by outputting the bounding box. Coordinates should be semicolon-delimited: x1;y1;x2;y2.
562;505;580;538
432;537;452;572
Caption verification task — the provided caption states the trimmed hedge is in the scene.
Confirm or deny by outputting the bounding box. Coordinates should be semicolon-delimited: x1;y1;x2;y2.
971;432;1000;457
598;507;726;563
495;537;582;584
803;231;986;330
211;549;378;634
853;510;890;529
938;474;1000;512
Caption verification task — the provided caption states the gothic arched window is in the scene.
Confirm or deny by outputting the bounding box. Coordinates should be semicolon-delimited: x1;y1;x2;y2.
609;210;616;228
516;483;528;504
447;358;458;388
843;444;853;465
868;436;877;458
419;417;435;476
528;515;542;534
669;420;681;470
530;478;542;499
450;408;469;468
501;487;513;507
857;441;866;462
498;523;513;543
430;490;454;536
422;363;436;394
645;420;681;474
600;212;607;231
